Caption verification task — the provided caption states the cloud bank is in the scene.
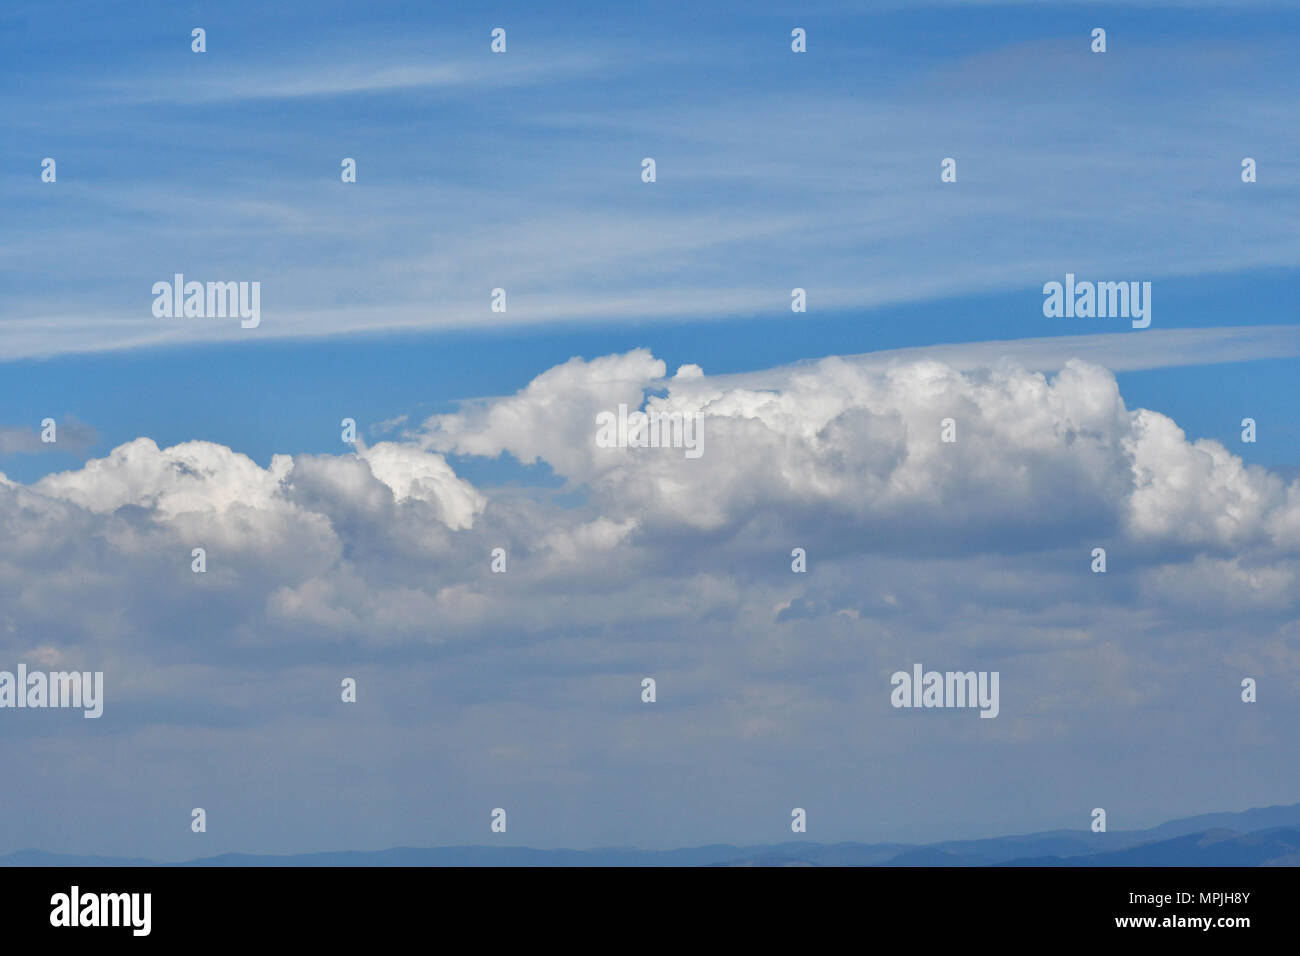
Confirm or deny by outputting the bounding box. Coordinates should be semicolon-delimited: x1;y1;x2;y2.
1;349;1296;858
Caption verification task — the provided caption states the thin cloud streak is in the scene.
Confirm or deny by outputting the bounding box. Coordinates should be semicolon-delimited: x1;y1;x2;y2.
701;326;1300;391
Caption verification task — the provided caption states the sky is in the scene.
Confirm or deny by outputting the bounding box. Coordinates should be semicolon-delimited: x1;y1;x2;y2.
1;0;1298;861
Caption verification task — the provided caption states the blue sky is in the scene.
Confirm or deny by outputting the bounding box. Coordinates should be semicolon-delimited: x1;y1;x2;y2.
4;1;1299;481
1;0;1299;860
3;276;1300;484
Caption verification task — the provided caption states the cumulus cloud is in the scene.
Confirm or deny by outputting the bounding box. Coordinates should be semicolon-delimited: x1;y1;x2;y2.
421;349;1300;554
2;348;1297;857
4;348;1296;666
5;348;1297;656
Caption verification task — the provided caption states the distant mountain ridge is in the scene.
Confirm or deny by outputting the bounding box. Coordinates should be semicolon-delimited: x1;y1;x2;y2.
1001;827;1300;867
6;802;1300;867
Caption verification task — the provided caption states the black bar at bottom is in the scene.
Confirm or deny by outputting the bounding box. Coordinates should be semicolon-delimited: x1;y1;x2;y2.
0;865;1279;942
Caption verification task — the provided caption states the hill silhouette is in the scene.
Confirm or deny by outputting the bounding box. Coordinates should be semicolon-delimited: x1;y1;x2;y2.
5;802;1299;867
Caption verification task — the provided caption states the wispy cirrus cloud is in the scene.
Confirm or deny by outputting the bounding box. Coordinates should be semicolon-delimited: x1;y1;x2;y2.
0;417;98;455
105;53;618;105
4;29;1298;360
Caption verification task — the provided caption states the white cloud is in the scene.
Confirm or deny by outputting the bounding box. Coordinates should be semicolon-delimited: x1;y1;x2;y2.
3;348;1298;855
419;349;1300;553
359;442;485;530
